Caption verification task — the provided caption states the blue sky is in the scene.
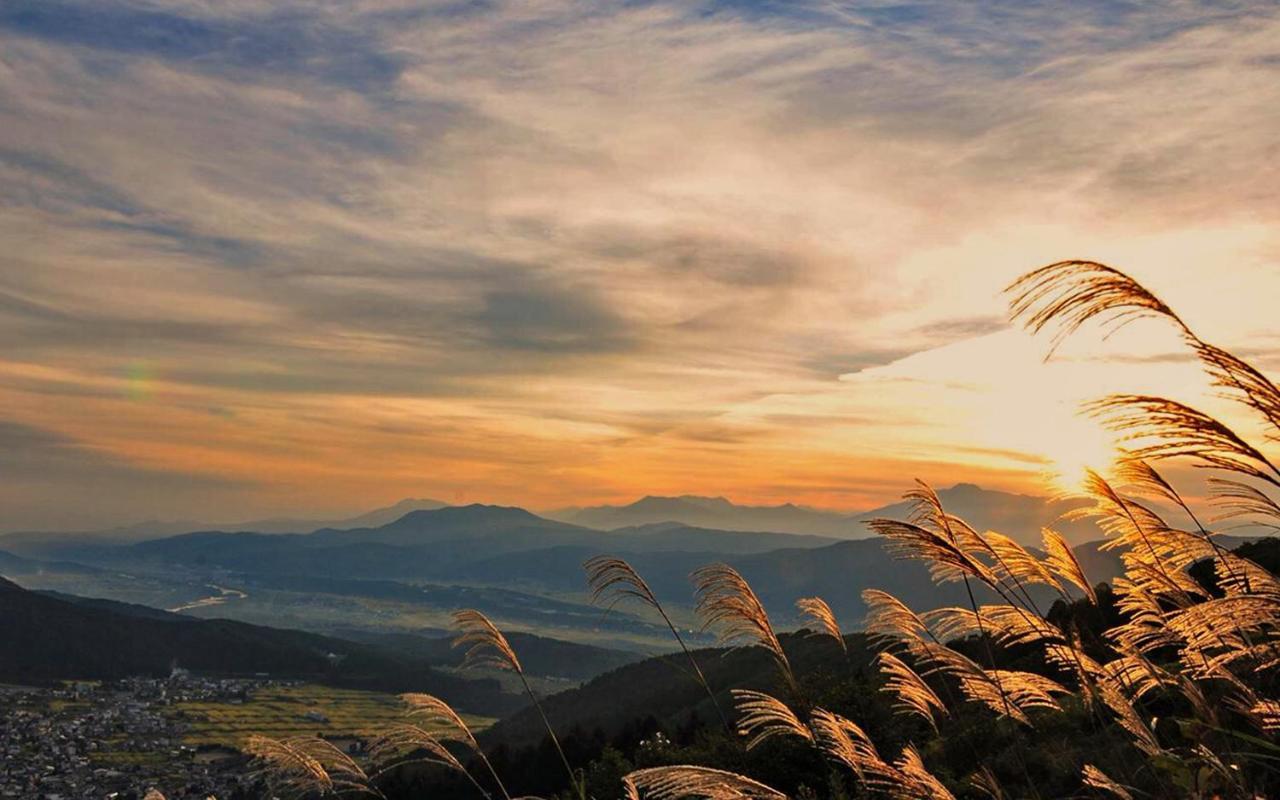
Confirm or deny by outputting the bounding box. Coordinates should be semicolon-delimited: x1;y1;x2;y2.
1;0;1278;529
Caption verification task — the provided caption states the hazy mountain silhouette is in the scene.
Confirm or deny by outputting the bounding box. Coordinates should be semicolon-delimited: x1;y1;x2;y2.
121;507;839;574
853;483;1098;545
249;497;450;533
126;496;452;537
0;497;449;557
309;504;586;546
0;548;102;576
4;487;1118;650
550;495;860;537
551;484;1098;545
603;522;837;552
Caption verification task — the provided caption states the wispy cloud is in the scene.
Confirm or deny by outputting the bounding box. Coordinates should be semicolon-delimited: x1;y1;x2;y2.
1;0;1278;526
0;418;245;530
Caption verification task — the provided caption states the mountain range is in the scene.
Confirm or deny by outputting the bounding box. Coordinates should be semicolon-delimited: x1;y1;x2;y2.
0;497;450;556
108;505;845;579
0;485;1116;641
13;473;1268;776
548;484;1100;544
0;575;646;707
549;495;861;537
0;575;517;713
4;484;1098;557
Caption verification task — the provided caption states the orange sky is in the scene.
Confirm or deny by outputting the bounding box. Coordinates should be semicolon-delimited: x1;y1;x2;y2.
1;2;1279;530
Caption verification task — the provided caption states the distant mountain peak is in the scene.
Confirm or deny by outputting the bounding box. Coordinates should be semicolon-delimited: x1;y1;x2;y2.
548;483;1097;544
855;483;1097;546
629;495;695;509
405;503;540;519
387;497;446;509
629;495;756;511
355;503;567;541
7;497;454;544
552;495;861;538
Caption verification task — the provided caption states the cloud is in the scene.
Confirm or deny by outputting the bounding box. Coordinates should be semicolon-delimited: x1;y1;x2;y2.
0;420;235;486
0;0;1277;525
470;279;637;354
0;419;245;530
580;227;810;288
0;0;407;91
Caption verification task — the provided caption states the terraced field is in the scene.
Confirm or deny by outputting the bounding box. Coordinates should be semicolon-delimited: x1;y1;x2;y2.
173;683;496;748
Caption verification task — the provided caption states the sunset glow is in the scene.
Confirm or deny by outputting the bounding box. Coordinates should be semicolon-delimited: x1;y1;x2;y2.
2;1;1279;530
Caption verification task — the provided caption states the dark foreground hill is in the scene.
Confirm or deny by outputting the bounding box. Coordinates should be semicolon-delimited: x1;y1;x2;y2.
335;629;642;682
480;631;866;750
0;576;521;716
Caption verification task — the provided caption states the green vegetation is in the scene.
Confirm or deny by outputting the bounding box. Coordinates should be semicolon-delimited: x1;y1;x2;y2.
0;577;521;716
174;684;495;748
89;750;170;768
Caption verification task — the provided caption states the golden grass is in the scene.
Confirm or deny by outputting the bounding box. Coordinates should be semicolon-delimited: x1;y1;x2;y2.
586;554;731;731
622;766;787;800
245;734;375;799
795;596;846;653
730;689;813;750
453;608;582;800
452;609;523;673
692;564;797;696
874;651;946;730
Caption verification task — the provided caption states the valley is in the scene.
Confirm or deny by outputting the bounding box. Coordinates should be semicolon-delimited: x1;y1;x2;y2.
1;486;1127;662
1;487;1270;800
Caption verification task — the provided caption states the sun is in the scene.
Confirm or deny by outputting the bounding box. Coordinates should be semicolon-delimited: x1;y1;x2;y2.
1038;412;1122;496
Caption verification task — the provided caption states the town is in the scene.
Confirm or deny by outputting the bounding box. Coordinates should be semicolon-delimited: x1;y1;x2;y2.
0;675;271;800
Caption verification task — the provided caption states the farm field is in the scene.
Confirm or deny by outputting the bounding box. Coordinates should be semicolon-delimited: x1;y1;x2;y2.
172;683;496;748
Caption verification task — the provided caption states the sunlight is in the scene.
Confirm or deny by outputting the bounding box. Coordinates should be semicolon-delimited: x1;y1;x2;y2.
1037;412;1122;496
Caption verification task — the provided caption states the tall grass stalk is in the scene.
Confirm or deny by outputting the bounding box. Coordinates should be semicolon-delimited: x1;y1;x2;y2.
585;555;732;732
452;609;585;800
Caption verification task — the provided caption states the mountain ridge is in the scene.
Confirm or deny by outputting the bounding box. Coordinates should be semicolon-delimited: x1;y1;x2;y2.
0;497;451;557
0;576;519;714
549;494;860;537
549;483;1098;543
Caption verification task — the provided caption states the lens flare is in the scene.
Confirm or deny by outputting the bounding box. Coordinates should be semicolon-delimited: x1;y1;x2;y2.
123;362;154;402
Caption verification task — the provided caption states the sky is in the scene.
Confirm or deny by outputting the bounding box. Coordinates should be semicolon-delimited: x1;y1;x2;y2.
1;0;1279;531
